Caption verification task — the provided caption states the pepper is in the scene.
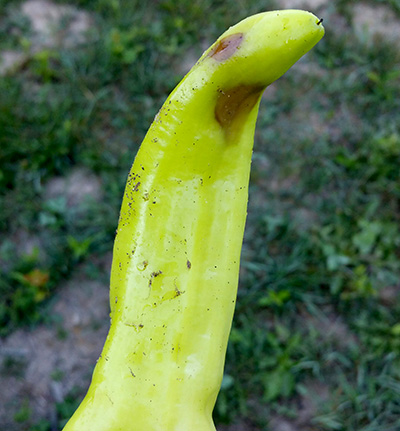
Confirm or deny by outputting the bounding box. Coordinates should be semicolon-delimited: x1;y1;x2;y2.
62;10;324;430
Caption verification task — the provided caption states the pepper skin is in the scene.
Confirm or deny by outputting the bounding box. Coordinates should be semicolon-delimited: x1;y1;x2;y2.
62;10;324;431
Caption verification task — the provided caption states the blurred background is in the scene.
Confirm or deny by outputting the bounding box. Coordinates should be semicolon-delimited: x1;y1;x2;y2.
0;0;399;430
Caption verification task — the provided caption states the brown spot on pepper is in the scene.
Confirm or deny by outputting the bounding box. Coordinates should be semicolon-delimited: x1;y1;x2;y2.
215;84;264;131
208;33;243;61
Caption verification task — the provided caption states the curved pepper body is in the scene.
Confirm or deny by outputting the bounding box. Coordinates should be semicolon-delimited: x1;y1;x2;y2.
63;10;324;431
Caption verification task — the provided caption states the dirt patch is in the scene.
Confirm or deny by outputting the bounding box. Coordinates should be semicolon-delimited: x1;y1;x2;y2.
352;3;400;48
301;307;359;350
0;50;26;76
278;0;330;12
1;1;92;75
268;416;298;431
269;380;330;431
379;284;400;306
45;167;103;208
0;277;110;428
21;0;92;49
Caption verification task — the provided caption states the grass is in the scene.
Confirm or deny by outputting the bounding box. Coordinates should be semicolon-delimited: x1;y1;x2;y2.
1;0;400;430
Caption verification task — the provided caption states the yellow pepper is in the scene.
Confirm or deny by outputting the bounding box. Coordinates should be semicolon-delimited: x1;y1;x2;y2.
63;10;324;430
